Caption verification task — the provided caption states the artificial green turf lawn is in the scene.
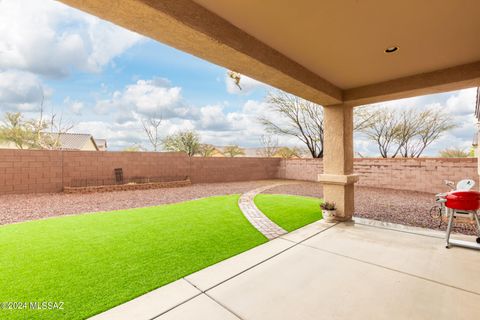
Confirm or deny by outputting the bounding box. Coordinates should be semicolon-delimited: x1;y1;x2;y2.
0;195;267;320
254;194;323;232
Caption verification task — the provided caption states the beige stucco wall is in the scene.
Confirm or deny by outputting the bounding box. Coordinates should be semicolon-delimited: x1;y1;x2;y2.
82;139;99;151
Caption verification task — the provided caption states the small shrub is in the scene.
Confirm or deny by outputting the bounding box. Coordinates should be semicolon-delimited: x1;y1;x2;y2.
439;147;469;158
320;201;336;211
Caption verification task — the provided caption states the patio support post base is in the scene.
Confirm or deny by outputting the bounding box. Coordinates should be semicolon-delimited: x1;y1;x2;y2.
322;181;355;222
322;103;357;222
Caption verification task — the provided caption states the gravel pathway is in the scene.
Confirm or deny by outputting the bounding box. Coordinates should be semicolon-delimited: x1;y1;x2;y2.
238;184;288;240
264;182;478;235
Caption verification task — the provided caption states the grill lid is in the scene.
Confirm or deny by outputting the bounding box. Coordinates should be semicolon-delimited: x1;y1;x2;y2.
445;191;480;211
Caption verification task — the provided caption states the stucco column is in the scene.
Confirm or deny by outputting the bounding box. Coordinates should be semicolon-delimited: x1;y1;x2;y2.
318;104;358;222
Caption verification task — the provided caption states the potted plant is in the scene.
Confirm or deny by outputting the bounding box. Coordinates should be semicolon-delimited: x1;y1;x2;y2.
320;201;336;222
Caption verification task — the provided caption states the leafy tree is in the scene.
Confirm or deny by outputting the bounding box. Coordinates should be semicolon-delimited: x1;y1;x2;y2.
122;144;144;152
0;112;34;149
275;146;301;159
257;134;279;157
0;106;73;150
198;144;217;157
439;147;469;158
162;130;200;156
223;145;245;157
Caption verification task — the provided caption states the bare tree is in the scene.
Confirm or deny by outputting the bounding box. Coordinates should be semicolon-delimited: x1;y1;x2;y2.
141;114;162;151
358;106;455;158
32;102;75;150
356;108;400;158
198;144;217;157
260;91;324;158
400;109;455;157
163;130;200;156
223;145;245;157
257;134;279;157
354;106;377;131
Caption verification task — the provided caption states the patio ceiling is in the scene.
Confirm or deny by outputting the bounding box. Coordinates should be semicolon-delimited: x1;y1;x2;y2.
58;0;480;106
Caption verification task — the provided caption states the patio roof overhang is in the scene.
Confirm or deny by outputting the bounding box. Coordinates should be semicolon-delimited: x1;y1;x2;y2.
58;0;480;106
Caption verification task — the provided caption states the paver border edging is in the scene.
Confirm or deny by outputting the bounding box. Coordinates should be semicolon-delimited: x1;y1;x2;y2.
238;183;294;240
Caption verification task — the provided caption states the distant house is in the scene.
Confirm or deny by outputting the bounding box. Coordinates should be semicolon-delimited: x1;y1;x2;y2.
0;133;107;151
57;133;101;151
94;139;108;151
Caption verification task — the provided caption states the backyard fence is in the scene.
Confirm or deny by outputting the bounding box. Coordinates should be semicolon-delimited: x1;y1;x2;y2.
0;149;477;195
0;150;281;194
280;158;479;194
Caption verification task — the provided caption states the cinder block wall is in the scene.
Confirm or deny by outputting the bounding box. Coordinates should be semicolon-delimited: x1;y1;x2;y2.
0;150;281;194
62;151;190;187
0;149;478;195
280;158;479;193
189;157;282;183
0;150;63;194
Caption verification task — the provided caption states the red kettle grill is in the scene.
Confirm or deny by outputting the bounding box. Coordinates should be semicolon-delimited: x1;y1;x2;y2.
445;190;480;249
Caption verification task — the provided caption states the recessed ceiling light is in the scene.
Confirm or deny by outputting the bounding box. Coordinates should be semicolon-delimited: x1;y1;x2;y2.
385;46;399;53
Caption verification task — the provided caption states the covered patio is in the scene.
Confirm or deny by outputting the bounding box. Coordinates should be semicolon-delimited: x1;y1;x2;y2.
59;0;480;221
55;0;480;319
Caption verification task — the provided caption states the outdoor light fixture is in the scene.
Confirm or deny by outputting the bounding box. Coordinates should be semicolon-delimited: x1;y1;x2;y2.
385;46;399;53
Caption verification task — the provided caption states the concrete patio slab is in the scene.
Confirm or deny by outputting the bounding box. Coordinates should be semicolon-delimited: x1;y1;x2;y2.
91;220;480;320
207;244;480;320
89;279;200;320
185;238;294;291
280;219;336;243
155;294;240;320
303;222;480;294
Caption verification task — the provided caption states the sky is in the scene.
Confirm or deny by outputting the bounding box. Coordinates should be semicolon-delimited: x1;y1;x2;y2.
0;0;478;155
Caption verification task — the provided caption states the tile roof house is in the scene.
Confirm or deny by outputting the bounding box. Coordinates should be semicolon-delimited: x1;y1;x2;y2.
0;133;106;151
57;133;100;151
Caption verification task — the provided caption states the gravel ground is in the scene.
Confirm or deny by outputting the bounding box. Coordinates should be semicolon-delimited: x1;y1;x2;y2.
0;180;273;225
264;182;478;235
0;180;477;235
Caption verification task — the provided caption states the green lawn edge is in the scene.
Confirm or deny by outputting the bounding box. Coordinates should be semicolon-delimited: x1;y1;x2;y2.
254;194;323;232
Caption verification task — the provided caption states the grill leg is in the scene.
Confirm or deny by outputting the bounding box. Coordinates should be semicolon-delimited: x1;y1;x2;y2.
473;211;480;242
445;208;455;249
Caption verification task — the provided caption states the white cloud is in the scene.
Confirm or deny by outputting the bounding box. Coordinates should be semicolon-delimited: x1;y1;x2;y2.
225;73;266;95
63;97;84;115
78;96;305;150
444;88;477;116
94;78;197;122
0;70;45;111
75;120;144;149
0;0;142;77
198;105;230;130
